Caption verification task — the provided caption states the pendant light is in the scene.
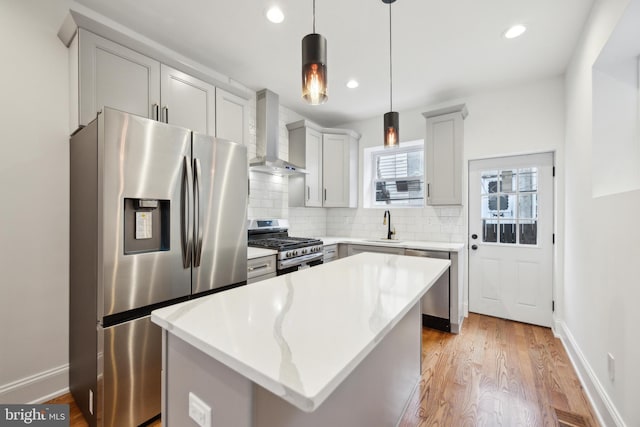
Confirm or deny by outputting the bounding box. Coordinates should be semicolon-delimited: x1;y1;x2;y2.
302;0;328;105
383;0;399;148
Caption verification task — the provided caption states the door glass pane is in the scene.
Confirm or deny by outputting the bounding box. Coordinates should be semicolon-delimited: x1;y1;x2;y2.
518;194;537;219
498;194;516;219
500;170;516;193
519;220;537;245
481;171;499;194
482;195;498;218
483;219;497;242
478;164;543;247
500;222;517;244
518;168;538;192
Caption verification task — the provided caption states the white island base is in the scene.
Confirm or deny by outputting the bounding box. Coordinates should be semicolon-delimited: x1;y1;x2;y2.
152;253;450;427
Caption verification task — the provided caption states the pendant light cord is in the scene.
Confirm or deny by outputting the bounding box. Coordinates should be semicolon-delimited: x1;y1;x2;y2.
389;2;393;111
313;0;316;33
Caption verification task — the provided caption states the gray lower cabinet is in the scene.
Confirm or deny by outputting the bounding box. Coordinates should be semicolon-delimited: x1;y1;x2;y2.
323;244;339;263
247;255;277;284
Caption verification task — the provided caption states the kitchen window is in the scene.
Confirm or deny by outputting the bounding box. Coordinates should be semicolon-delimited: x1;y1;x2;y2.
363;140;424;208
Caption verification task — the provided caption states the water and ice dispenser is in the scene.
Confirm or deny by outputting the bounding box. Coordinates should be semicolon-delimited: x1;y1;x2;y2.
123;198;170;254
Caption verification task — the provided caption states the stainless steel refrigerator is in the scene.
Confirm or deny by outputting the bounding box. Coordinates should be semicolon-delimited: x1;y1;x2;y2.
69;107;248;427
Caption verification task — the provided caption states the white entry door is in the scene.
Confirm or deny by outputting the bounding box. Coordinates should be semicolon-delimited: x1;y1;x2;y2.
468;153;554;327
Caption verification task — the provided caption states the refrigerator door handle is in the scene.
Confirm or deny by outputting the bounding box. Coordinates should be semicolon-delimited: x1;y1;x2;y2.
193;158;203;267
181;156;193;268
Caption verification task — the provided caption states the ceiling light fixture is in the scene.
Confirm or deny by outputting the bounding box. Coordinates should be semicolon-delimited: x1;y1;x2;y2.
265;6;285;24
504;24;526;39
302;0;328;105
383;0;399;148
346;79;359;89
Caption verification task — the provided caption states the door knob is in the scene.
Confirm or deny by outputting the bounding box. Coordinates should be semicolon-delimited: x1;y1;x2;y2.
471;234;478;239
471;244;478;250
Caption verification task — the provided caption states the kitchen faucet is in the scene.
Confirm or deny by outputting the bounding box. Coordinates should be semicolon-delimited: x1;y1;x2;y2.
383;210;395;240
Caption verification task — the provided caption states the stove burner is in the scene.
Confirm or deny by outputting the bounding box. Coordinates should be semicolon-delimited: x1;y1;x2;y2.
249;237;323;251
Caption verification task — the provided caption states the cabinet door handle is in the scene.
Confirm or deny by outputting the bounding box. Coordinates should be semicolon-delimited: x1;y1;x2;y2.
162;106;169;123
427;183;430;198
307;185;310;201
248;264;269;272
152;103;159;121
324;189;327;201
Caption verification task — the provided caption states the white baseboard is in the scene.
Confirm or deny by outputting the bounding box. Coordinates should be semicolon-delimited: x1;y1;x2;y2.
555;321;626;427
0;364;69;404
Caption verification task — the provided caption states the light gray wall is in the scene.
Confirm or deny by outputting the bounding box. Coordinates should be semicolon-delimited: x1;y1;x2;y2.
563;0;640;425
330;76;565;241
0;0;71;403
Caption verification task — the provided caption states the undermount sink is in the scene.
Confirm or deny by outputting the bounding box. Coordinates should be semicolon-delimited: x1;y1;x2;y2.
363;239;404;244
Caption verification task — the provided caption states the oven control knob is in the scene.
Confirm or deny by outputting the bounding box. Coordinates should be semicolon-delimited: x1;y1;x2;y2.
286;251;291;257
302;249;307;254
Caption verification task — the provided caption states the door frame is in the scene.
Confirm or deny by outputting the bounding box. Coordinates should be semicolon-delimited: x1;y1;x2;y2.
465;150;556;325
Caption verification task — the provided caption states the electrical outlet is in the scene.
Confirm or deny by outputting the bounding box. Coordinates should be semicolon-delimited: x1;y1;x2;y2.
89;389;93;415
607;353;615;382
188;392;211;427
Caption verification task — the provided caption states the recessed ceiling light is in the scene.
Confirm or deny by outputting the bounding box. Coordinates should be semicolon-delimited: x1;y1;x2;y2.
346;79;359;89
504;24;526;39
266;6;284;24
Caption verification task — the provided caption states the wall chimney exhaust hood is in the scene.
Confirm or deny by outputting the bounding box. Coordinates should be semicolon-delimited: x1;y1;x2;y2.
250;89;307;176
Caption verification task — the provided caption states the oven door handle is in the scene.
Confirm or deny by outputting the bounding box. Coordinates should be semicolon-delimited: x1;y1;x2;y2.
279;252;324;270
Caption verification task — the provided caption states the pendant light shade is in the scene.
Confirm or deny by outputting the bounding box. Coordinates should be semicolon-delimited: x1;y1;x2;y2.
302;0;328;105
383;0;399;148
384;111;399;148
302;34;328;105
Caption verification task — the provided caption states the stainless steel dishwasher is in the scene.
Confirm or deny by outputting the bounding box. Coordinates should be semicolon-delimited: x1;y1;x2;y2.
405;249;450;332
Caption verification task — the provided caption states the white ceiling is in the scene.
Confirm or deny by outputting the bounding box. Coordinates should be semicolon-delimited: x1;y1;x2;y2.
74;0;595;127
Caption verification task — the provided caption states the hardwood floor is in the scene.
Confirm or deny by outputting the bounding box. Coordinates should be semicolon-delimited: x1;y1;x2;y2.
48;313;598;427
399;313;599;427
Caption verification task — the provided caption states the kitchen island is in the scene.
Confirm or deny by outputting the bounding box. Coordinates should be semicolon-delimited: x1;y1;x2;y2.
151;253;450;427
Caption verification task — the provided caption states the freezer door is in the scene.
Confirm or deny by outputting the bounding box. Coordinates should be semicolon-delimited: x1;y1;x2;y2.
100;108;192;316
100;316;162;427
192;134;248;294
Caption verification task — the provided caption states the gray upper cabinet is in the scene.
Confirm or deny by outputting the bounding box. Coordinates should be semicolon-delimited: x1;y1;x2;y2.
288;121;324;207
160;64;215;135
423;104;468;206
78;28;160;126
76;29;245;140
215;88;249;145
288;121;359;208
323;132;358;208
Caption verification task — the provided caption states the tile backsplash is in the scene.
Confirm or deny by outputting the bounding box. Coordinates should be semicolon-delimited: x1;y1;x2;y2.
326;207;465;243
246;95;464;242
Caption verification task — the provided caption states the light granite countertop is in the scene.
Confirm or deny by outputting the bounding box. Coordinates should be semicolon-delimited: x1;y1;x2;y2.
151;253;450;412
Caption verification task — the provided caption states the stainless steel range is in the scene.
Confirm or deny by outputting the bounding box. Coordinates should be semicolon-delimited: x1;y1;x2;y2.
248;219;323;274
